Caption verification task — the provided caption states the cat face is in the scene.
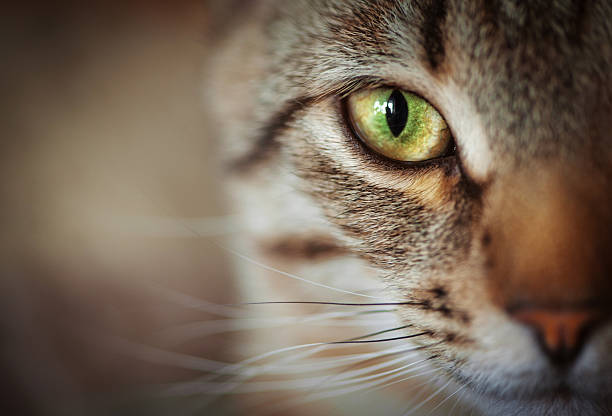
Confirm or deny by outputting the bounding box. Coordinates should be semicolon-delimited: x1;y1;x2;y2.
210;1;612;414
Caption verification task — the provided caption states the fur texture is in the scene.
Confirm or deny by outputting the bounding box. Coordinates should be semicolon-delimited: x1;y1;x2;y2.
205;1;612;414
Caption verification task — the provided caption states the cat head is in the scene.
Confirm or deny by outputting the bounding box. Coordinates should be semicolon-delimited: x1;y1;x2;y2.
208;1;612;414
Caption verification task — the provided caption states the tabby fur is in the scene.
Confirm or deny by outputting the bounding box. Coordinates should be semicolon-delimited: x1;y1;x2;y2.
205;1;612;414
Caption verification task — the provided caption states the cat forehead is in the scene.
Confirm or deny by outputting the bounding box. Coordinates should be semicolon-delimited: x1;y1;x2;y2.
269;0;612;172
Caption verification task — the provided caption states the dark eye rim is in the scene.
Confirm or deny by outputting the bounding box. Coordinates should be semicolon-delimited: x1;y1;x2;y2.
339;89;457;171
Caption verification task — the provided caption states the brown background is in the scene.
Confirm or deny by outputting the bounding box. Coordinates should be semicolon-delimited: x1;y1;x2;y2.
2;2;240;414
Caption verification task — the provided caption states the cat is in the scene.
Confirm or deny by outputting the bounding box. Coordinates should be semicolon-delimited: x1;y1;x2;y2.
197;0;612;415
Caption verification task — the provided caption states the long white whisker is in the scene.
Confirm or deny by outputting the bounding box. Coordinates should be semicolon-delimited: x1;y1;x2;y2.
219;338;427;390
147;284;247;318
313;356;428;390
368;365;441;394
448;384;470;416
426;383;467;416
219;244;385;299
243;346;408;376
104;336;228;372
307;345;424;390
252;345;416;375
164;359;428;394
242;344;413;375
154;214;384;299
113;214;241;237
245;356;434;415
403;378;453;416
303;359;433;401
163;341;334;397
155;310;396;346
298;353;424;391
162;345;413;397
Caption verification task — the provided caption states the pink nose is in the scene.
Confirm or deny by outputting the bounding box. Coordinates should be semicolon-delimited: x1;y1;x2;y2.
511;308;603;364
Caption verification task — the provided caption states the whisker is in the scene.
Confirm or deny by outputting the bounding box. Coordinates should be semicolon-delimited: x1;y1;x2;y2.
147;214;385;299
239;301;424;307
218;244;385;299
312;356;430;392
425;383;467;416
114;214;241;237
448;384;470;416
204;332;432;393
302;339;427;398
329;331;430;344
196;349;433;416
104;336;228;373
162;344;331;397
343;324;412;341
155;310;397;346
163;344;417;397
196;327;418;381
148;284;247;318
110;323;405;381
217;327;420;374
247;344;412;376
170;358;428;394
304;360;434;401
164;323;422;391
369;365;441;394
168;342;343;395
403;378;453;416
138;213;450;412
238;346;414;376
300;351;429;393
215;347;424;415
270;344;438;410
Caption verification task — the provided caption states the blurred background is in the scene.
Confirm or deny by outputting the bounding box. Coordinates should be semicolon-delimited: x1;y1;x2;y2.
1;2;240;414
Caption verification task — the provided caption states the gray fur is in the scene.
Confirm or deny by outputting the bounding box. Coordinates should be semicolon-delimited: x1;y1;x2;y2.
207;1;612;414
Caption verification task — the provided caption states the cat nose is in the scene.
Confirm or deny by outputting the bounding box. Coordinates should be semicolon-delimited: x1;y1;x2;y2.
510;307;604;365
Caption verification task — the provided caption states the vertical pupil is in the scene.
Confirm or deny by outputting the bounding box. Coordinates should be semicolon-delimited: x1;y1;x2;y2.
385;89;408;137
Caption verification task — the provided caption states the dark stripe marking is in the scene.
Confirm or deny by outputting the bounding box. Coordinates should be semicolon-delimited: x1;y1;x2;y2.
230;98;311;173
262;234;348;260
420;0;448;70
230;77;384;174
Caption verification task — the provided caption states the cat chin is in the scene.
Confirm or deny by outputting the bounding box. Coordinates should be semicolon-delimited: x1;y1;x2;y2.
473;394;612;416
466;375;606;401
460;375;612;416
452;364;612;415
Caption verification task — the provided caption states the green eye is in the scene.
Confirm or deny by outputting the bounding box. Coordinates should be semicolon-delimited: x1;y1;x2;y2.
346;88;452;162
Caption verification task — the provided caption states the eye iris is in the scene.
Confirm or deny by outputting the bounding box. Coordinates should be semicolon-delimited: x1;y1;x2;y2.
346;87;452;162
385;89;408;137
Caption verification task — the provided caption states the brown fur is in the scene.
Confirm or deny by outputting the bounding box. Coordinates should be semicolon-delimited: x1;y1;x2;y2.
206;1;612;414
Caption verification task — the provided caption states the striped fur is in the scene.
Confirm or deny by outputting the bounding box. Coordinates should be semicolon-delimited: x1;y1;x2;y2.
205;1;612;415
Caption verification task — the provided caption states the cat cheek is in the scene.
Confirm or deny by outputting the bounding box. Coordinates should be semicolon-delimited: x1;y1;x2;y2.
400;168;462;210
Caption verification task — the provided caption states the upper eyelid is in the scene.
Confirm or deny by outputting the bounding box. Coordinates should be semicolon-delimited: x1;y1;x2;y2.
259;75;429;136
233;76;446;172
233;77;386;170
